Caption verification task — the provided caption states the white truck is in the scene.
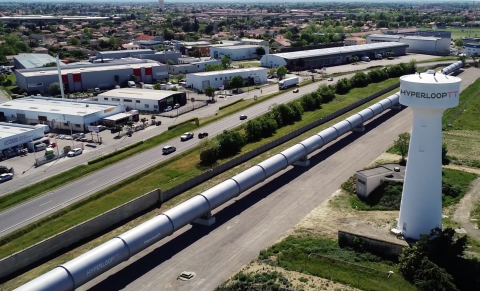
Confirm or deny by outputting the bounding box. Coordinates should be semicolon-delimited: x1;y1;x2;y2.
375;54;383;60
278;76;299;90
361;56;370;62
128;81;136;88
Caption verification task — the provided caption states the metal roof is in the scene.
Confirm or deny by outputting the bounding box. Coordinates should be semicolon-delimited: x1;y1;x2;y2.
0;97;116;117
0;122;40;139
96;49;155;55
188;67;267;77
212;45;262;50
14;54;67;69
98;88;182;101
272;42;409;60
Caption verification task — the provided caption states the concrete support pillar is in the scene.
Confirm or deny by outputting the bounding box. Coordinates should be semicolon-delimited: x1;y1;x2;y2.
391;103;402;110
352;124;365;132
192;212;216;226
294;156;310;167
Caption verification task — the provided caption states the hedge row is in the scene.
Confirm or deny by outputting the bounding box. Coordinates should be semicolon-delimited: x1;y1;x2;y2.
167;117;198;130
87;141;144;165
219;98;244;110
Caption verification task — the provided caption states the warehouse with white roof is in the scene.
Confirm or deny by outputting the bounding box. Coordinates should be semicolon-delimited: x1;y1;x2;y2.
210;45;269;61
97;88;187;112
186;67;268;90
0;97;125;132
0;123;46;158
366;34;450;55
260;42;408;69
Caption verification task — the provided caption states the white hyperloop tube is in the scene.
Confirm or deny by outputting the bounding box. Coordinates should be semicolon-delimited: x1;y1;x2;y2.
14;62;462;291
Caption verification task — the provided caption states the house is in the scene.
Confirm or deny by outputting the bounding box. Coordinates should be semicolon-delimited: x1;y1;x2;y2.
122;43;140;50
32;47;49;54
344;37;366;46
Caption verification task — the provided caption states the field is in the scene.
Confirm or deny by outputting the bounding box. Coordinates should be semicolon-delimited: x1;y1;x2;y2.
0;85;403;290
439;27;480;39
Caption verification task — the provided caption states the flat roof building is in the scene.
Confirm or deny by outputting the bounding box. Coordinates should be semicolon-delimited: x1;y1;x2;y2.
0;123;45;153
15;60;167;94
210;45;269;61
169;57;221;75
186;67;268;90
366;34;450;55
260;42;408;69
13;53;67;70
0;97;125;132
97;88;187;112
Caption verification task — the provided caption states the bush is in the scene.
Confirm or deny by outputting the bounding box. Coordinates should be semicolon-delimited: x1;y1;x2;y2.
300;93;317;111
245;119;263;142
288;101;304;121
167;117;198;130
272;104;296;126
368;69;388;83
217;130;246;158
259;115;278;138
335;78;351;94
318;84;335;102
88;141;144;165
199;138;220;165
350;72;370;88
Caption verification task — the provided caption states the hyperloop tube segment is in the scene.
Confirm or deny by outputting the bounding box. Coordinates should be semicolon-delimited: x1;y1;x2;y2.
13;267;74;291
163;195;210;231
257;154;289;178
230;165;266;193
378;98;393;110
202;179;240;210
299;134;324;155
345;114;363;129
357;108;374;121
332;120;352;136
318;127;338;144
279;144;307;164
369;102;385;115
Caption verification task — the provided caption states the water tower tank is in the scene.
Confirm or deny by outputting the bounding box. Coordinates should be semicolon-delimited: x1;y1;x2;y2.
397;71;461;240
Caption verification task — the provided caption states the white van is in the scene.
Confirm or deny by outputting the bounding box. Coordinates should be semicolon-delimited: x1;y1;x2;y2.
128;81;136;88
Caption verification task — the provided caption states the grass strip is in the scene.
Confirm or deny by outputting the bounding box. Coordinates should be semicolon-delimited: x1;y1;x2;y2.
219;98;243;110
0;122;198;212
1;88;402;290
167;117;198;130
443;77;480;131
88;141;144;165
0;79;400;260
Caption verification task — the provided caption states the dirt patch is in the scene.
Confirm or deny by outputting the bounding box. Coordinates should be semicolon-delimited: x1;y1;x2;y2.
453;178;480;241
234;261;359;291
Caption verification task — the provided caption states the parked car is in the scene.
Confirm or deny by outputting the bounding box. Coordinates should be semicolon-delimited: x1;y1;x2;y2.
198;132;209;139
240;114;248;120
164;106;172;112
67;148;83;157
328;78;333;81
162;145;176;155
72;133;86;139
0;173;13;183
173;103;180;109
155;120;162;126
181;132;194;141
293;88;299;93
98;125;107;132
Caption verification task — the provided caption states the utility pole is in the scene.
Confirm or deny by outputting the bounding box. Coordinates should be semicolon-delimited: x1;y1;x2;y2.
56;55;65;99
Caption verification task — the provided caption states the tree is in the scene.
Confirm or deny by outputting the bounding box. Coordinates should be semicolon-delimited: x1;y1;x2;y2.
189;49;202;58
167;59;174;65
229;75;244;90
413;257;459;291
394;132;410;164
442;142;449;165
256;46;266;56
387;51;394;59
199;138;220;165
351;55;359;64
454;39;464;47
153;83;161;90
276;66;287;80
472;52;478;67
318;84;335;103
205;64;223;71
221;54;231;69
335;78;352;94
245;119;263;141
43;62;57;67
48;82;61;96
350;72;370;88
204;86;216;99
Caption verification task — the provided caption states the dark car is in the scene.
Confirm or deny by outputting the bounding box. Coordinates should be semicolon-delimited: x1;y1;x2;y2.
198;132;209;139
240;115;247;120
155;120;162;126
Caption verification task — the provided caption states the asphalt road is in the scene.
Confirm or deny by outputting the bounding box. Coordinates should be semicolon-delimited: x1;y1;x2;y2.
0;60;453;237
79;67;477;291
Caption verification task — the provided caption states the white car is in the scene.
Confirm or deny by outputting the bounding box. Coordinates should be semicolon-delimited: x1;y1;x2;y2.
173;103;180;109
181;132;194;141
0;173;13;183
162;145;176;155
164;106;172;112
328;78;333;81
67;148;83;157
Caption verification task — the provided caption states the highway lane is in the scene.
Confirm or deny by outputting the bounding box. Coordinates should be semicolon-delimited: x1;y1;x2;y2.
0;60;451;237
76;67;477;291
0;76;344;237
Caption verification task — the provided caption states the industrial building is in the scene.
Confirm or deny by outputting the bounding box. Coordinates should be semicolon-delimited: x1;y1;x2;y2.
96;88;187;112
0;123;46;159
95;49;155;60
366;34;450;55
15;60;167;94
260;42;408;69
355;164;405;198
241;38;269;46
186;67;268;90
210;45;269;60
466;43;480;56
385;29;451;39
168;57;221;74
14;53;67;70
0;97;125;132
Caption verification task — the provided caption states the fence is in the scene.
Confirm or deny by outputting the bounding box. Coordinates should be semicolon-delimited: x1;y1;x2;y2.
0;82;401;280
35;151;67;167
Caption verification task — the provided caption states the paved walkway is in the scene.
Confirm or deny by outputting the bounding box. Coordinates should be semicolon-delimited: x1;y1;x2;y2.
0;88;10;102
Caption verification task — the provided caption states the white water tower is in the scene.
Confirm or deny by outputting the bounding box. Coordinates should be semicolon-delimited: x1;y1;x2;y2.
158;0;164;10
397;70;461;240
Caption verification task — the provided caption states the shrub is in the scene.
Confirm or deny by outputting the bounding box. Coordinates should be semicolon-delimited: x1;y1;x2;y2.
272;104;296;126
245;119;263;142
350;72;370;88
335;78;351;94
318;84;335;102
199;138;220;165
368;69;388;83
259;115;278;138
219;98;243;110
289;101;304;121
217;130;246;158
300;93;317;111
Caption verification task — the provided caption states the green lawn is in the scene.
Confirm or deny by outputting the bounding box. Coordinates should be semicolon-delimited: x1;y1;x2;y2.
441;27;480;39
0;79;401;261
443;77;480;131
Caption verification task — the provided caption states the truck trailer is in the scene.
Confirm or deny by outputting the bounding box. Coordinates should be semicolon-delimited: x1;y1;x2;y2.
278;76;299;90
